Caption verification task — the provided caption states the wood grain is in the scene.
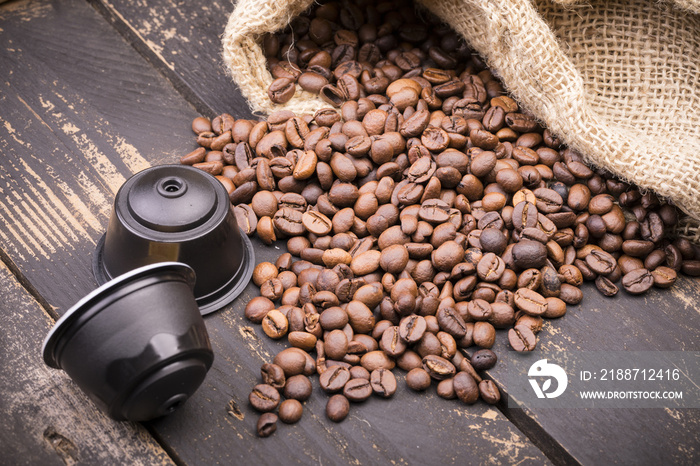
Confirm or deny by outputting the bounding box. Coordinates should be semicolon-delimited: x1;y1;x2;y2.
0;260;175;466
491;279;700;465
88;0;256;120
0;1;551;465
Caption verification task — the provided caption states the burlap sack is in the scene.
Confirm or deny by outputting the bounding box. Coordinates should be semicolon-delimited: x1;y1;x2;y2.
222;0;700;239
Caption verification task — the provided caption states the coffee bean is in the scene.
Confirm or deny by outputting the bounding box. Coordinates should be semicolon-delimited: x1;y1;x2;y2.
245;296;275;324
559;283;584;304
326;394;350;422
453;371;479;404
470;349;498;371
343;378;373;402
284;374;313;401
369;368;397;398
479;380;501;404
274;348;308;377
595;275;619;297
651;266;677;288
543;297;567;319
278;399;303;424
257;412;278;437
514;288;548;316
621;268;654;294
508;324;537;352
512;240;547;269
302;210;333;236
585;249;617;275
325;329;349;360
361;350;396;371
398;315;427;343
272;207;304;237
379;325;407;357
436;307;468;338
406;368;432;391
262;310;289;339
319;365;351;393
477;253;506;282
422;354;457;380
472;321;496;348
512;201;538;231
261;363;286;389
249;384;280;412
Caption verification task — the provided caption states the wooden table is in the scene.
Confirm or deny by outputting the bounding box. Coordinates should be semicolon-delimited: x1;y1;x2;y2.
1;1;698;464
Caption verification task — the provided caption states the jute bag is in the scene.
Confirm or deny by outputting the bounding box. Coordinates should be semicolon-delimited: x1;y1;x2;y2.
222;0;700;239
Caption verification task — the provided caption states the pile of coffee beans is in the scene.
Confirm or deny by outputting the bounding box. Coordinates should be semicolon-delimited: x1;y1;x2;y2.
180;0;700;437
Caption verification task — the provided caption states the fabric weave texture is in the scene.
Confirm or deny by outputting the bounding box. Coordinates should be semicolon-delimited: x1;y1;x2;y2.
222;0;700;239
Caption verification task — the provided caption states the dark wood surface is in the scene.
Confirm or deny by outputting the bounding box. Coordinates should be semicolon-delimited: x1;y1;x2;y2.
0;0;698;465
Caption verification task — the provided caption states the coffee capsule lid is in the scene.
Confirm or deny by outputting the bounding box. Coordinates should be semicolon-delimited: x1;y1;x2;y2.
43;262;195;368
92;165;255;315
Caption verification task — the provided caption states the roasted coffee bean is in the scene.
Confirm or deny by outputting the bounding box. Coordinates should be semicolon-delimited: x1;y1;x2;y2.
476;253;505;282
361;350;396;371
245;296;275;324
422;355;456;380
406;368;432;391
257;412;278;437
681;260;700;276
319;365;351;393
559;283;584;304
325;329;349;360
261;363;286;389
512;240;547;269
585;249;617;275
453;371;479;404
249;384;280;412
472;321;496;348
514;288;548;316
651;266;677;288
380;325;407;357
508;324;537;352
621;268;654;295
436;307;468;338
326;394;350;422
595;276;619;297
479;228;507;255
399;314;427;343
343;378;373;402
470;349;498;371
370;368;397;398
284;374;313;401
350;365;371;380
278;399;304;424
479;380;501;404
268;77;296;104
512;201;538;232
262;310;289;339
543;297;567;319
274;348;308;377
302;210;333;236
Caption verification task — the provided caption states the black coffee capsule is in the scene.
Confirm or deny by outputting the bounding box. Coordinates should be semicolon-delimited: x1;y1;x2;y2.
93;164;254;314
42;262;213;422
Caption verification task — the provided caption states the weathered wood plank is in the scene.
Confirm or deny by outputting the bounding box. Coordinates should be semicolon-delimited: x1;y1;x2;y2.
0;260;175;466
0;1;551;465
492;279;700;465
88;0;255;120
